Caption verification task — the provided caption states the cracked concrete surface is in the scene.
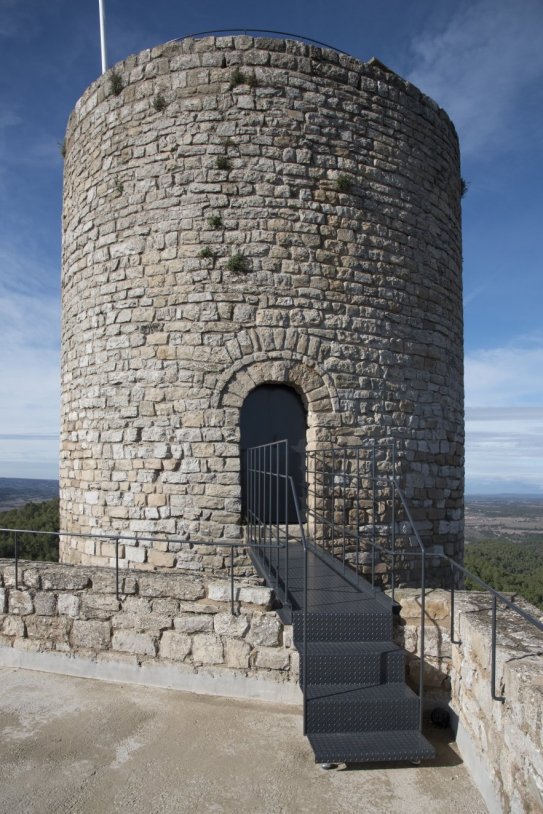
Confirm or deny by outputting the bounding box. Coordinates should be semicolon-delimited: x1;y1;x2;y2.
0;668;488;814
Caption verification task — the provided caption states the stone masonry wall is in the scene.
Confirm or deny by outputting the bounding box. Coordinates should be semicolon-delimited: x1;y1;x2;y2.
395;589;543;814
0;560;299;699
61;36;463;585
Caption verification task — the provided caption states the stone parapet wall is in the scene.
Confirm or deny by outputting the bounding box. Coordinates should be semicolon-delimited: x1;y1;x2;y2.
395;589;543;814
0;560;299;701
61;35;463;586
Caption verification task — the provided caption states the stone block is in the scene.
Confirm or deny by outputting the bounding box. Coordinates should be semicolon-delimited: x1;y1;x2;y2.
25;615;70;643
224;638;251;669
238;585;273;608
254;646;290;671
179;600;219;614
206;581;234;603
246;612;282;647
0;588;5;613
147;549;176;568
33;593;57;616
80;594;120;620
91;570;118;593
71;619;111;649
8;590;33;615
57;593;81;618
174;614;213;634
41;569;91;591
112;629;157;656
125;545;146;563
192;633;224;664
2;615;25;637
152;598;179;615
22;568;41;589
159;630;192;661
213;612;249;638
138;574;205;600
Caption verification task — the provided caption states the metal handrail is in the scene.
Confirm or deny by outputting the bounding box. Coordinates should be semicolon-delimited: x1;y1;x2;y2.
0;526;283;616
389;478;543;704
171;29;349;55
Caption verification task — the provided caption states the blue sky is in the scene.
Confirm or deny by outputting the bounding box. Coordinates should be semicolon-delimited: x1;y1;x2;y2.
0;0;542;493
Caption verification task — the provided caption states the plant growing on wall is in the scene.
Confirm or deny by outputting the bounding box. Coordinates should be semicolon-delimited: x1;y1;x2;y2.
110;70;124;96
153;93;167;112
336;174;353;193
460;178;469;199
199;247;215;260
59;139;67;159
230;67;258;89
207;215;223;229
227;252;250;273
216;155;230;171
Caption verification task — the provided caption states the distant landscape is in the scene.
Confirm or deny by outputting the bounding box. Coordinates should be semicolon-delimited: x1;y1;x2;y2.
0;477;59;512
0;479;541;608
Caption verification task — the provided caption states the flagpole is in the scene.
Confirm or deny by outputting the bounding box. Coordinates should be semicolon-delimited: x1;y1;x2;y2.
98;0;108;74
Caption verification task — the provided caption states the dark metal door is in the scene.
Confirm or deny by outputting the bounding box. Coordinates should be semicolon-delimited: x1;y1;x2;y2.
240;385;306;522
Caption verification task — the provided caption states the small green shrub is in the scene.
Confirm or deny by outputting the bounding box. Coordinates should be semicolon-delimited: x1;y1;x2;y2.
216;155;230;171
207;214;223;229
110;70;124;96
114;178;124;195
336;174;352;193
59;139;66;159
460;178;469;199
230;67;246;88
227;252;250;273
199;247;215;259
230;67;258;89
153;93;167;112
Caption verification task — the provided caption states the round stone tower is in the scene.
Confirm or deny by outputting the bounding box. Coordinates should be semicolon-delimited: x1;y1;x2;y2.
60;35;463;583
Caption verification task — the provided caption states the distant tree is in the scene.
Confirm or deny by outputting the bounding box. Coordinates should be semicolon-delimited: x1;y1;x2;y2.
0;499;59;561
465;539;543;610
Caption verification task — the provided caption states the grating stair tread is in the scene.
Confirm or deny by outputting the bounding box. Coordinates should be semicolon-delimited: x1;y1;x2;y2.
301;640;401;657
249;536;434;766
306;682;415;701
308;730;436;765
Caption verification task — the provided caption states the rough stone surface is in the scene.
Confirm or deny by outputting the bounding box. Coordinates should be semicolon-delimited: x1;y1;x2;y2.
0;560;296;688
395;588;543;814
246;612;282;647
59;37;464;587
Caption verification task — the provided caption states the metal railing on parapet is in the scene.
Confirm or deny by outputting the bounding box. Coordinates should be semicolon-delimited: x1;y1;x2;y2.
0;527;283;616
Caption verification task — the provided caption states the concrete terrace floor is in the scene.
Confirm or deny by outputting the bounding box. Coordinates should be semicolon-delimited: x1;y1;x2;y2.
0;667;488;814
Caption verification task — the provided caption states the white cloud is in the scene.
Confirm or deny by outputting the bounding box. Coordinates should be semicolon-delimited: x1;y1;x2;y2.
465;336;543;408
465;336;543;491
407;0;543;156
466;406;543;492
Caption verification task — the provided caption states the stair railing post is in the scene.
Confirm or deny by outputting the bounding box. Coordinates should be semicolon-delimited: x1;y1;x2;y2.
419;546;426;732
115;537;120;599
284;440;289;602
303;529;308;736
230;546;235;616
331;447;336;561
371;443;376;587
390;479;396;603
342;449;347;575
356;447;360;586
14;531;18;589
491;595;505;702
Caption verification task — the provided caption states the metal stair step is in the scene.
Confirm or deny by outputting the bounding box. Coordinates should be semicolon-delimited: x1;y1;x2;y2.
293;609;392;643
308;730;436;765
306;683;420;733
299;640;405;685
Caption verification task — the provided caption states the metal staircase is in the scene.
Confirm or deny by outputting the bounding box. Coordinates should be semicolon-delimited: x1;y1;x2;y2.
245;439;435;766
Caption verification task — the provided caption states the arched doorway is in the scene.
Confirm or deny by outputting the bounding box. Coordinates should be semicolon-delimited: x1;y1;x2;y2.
240;384;307;522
